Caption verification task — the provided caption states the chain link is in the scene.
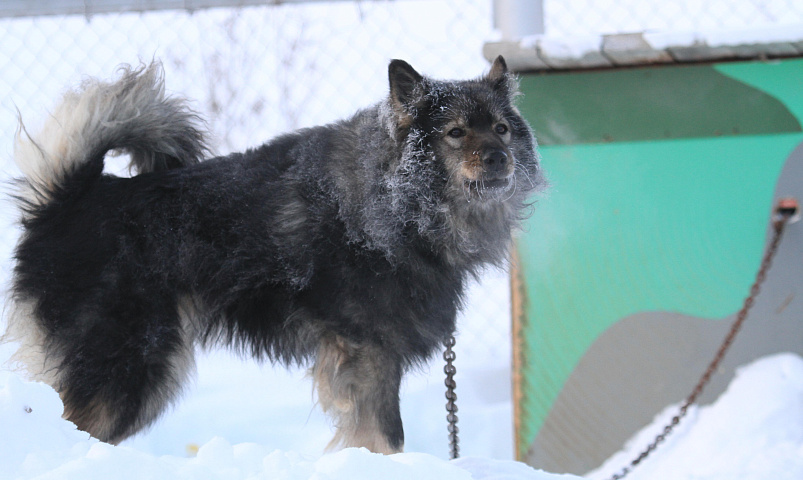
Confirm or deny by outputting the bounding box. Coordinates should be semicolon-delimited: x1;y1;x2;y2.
444;335;459;460
609;198;798;480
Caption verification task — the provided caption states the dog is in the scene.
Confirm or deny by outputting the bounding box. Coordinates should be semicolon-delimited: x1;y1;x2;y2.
3;56;543;453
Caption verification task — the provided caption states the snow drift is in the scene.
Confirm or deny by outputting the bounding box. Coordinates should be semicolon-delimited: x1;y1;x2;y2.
3;352;803;479
0;369;575;480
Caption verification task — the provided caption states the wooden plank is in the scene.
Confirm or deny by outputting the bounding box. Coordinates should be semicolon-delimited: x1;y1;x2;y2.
510;247;527;461
483;41;551;72
601;33;673;66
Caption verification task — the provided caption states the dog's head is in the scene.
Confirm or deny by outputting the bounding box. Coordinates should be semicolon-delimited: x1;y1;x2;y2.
387;56;541;205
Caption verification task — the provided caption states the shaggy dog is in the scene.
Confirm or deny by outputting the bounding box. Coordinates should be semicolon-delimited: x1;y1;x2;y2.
4;56;543;452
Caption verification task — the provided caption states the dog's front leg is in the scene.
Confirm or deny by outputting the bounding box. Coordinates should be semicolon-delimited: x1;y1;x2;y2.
312;335;404;454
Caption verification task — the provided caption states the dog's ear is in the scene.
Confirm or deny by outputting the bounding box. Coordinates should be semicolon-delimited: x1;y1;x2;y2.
389;60;424;118
486;55;510;91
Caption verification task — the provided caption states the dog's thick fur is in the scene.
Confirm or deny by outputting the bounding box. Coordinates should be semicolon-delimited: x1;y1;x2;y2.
4;57;543;452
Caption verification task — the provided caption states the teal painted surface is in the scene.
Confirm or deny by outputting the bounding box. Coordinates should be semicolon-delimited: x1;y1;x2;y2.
517;63;801;145
513;58;803;458
716;59;803;122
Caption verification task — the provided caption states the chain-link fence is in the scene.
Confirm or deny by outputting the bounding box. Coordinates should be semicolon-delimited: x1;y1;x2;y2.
0;1;497;154
5;1;801;153
0;0;509;385
544;0;803;38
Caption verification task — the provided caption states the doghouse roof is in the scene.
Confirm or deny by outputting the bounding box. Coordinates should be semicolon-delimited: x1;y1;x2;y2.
484;23;803;72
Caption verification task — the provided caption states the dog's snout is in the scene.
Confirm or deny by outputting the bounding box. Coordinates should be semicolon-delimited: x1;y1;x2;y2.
483;150;507;168
481;150;509;178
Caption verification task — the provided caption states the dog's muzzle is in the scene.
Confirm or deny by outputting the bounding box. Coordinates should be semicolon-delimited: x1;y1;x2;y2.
482;150;508;177
476;149;513;190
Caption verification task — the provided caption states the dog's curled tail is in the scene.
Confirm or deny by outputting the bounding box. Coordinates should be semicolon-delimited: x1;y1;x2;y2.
14;62;209;208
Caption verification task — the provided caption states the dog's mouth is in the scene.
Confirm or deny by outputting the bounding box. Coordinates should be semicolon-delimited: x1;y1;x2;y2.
463;177;513;200
474;178;510;189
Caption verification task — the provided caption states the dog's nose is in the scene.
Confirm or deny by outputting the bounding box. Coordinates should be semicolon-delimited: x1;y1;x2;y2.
482;150;508;176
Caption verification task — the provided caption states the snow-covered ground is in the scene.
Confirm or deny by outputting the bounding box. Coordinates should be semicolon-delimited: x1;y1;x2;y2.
0;369;571;479
589;353;803;480
0;368;571;479
2;345;803;479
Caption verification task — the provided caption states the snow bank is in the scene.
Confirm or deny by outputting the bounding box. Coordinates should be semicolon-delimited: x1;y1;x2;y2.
0;373;576;480
2;345;803;479
588;352;803;480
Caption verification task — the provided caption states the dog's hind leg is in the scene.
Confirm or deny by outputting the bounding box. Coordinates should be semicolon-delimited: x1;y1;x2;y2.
55;294;196;444
312;336;404;454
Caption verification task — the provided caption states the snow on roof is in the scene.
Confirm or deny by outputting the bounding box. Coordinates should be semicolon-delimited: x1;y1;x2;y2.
484;23;803;72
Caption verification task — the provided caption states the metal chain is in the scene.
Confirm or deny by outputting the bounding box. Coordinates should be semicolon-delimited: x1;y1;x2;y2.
609;198;799;480
444;335;459;460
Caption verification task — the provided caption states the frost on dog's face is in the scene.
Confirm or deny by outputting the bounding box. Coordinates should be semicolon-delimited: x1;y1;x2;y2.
388;56;540;204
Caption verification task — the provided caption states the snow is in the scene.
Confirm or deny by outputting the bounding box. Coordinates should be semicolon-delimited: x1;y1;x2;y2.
644;23;803;50
518;22;803;64
3;345;803;478
0;370;572;480
588;353;803;480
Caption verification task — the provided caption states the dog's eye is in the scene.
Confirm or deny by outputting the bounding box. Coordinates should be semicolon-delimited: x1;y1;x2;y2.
495;124;509;135
447;127;466;138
